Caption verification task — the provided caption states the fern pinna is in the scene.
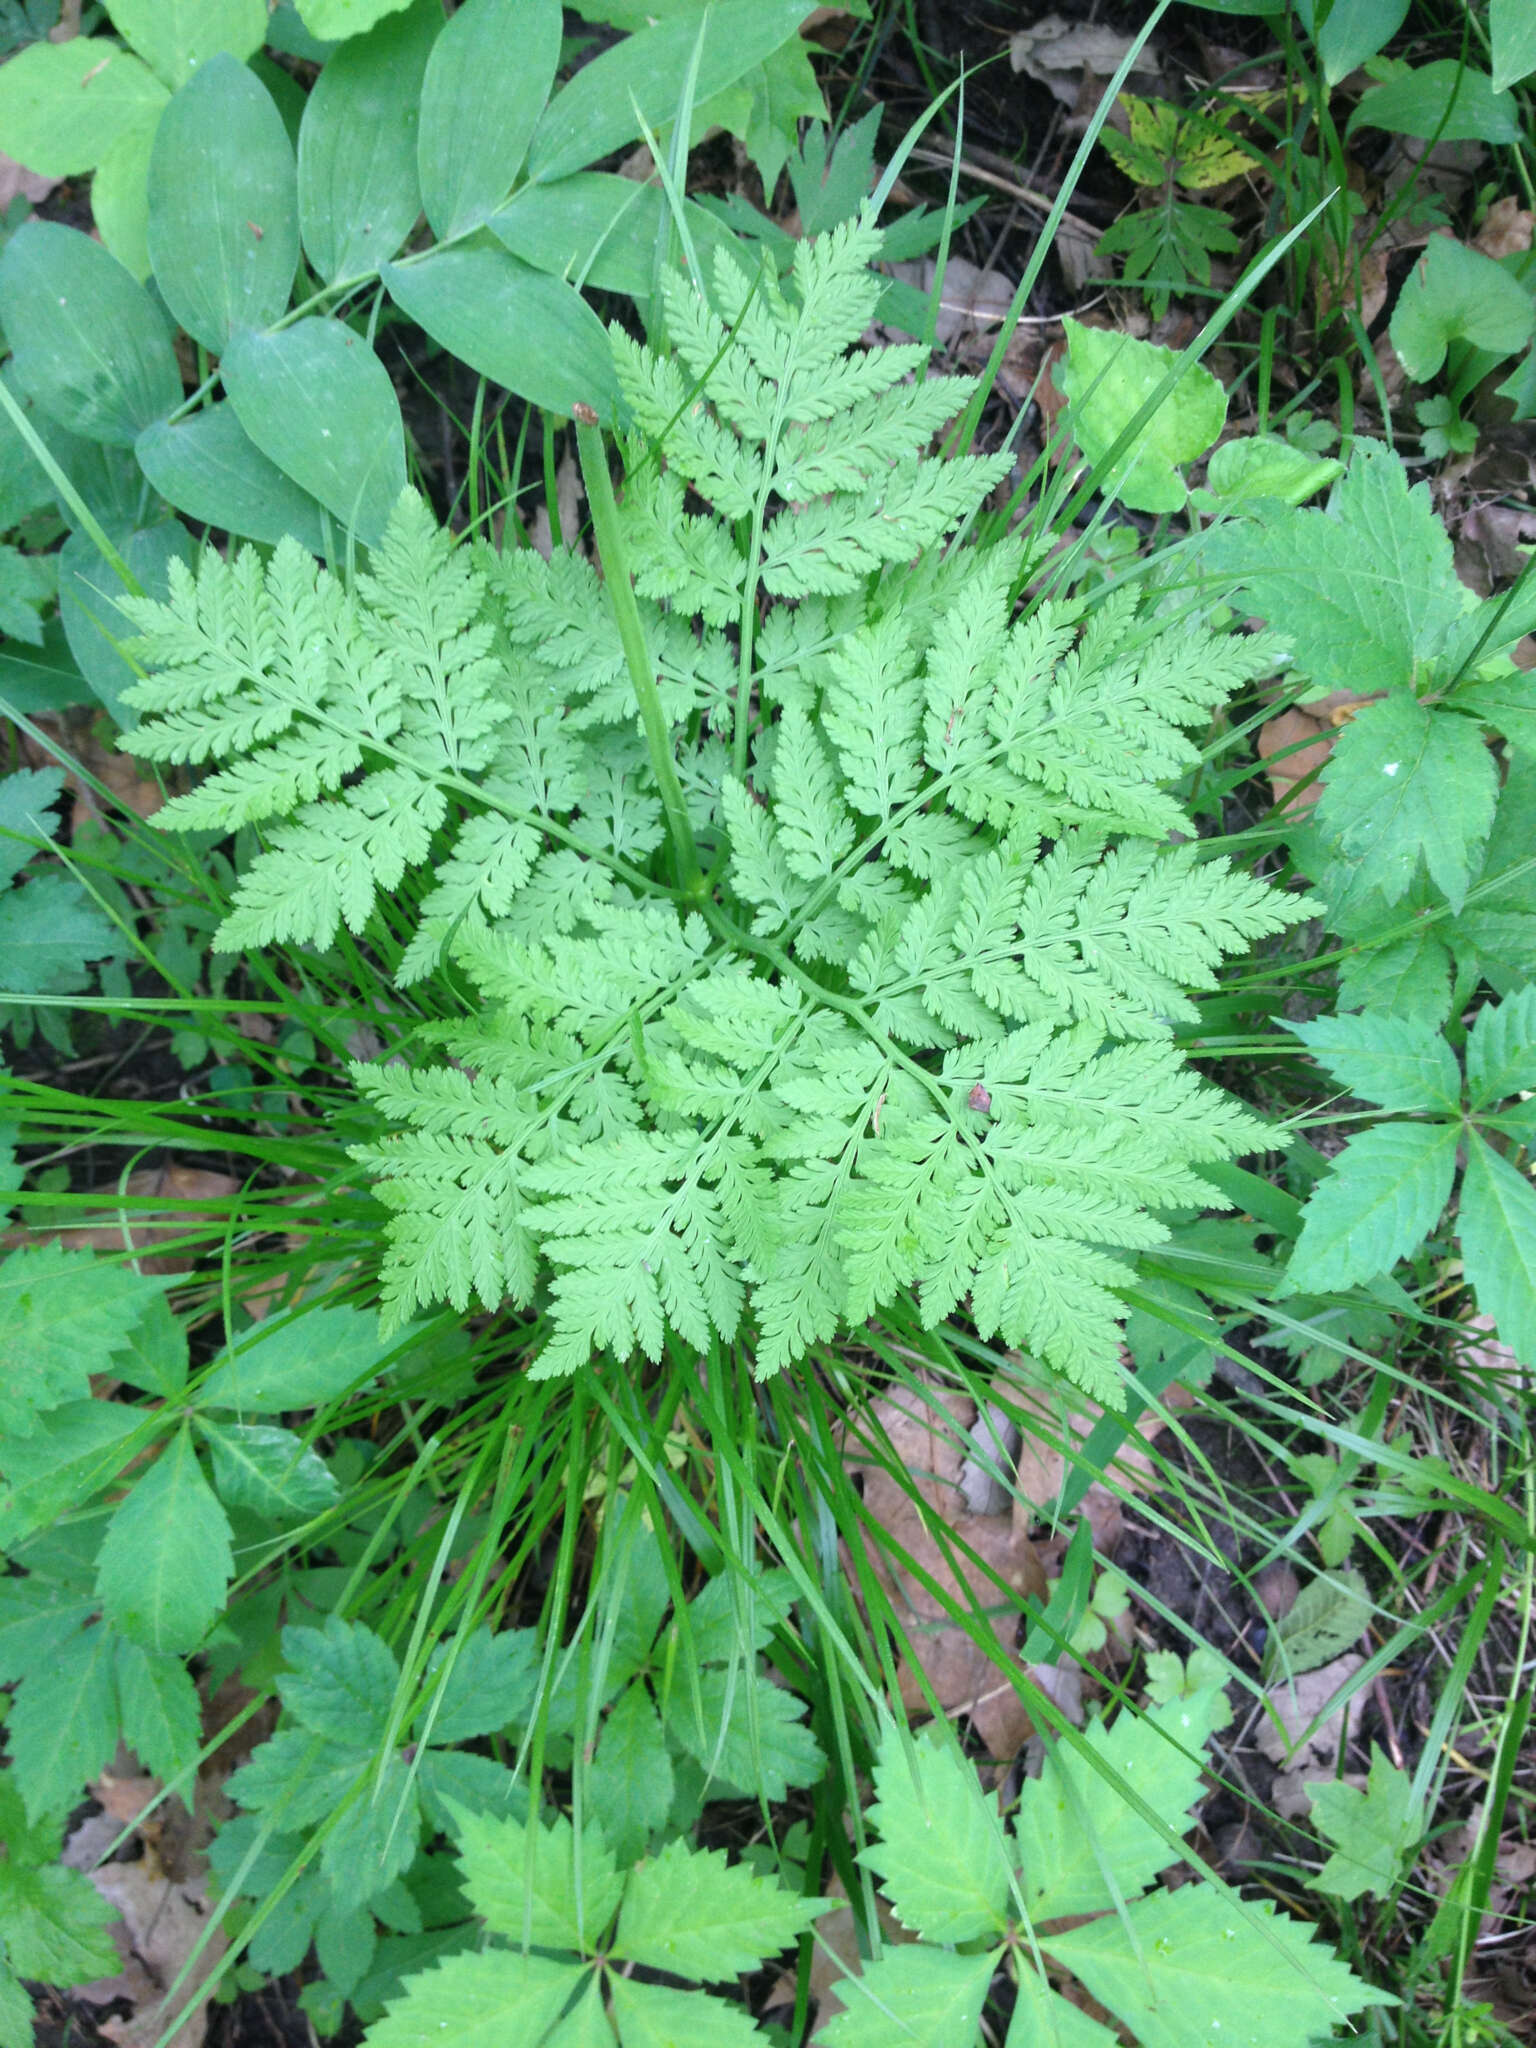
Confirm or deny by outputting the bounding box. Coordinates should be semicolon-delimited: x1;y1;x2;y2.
119;217;1299;1402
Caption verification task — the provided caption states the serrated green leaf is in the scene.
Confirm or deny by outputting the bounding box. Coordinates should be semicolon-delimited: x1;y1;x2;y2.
1200;441;1465;701
612;1836;825;1981
0;1968;34;2048
1287;1121;1458;1294
1337;929;1452;1025
362;1949;586;2048
1317;694;1497;911
112;1292;189;1399
1005;1963;1119;2048
7;1622;119;1820
417;1625;539;1747
95;1425;233;1653
859;1726;1011;1943
543;1979;612;2048
1306;1745;1420;1900
115;1638;201;1785
1465;984;1536;1111
0;1245;163;1437
193;1303;393;1413
1014;1690;1227;1922
1044;1882;1395;2048
278;1615;398;1746
0;1858;120;1986
818;1944;998;2048
1265;1567;1372;1680
607;1975;764;2047
453;1806;624;1953
662;1661;824;1801
202;1420;339;1522
588;1681;673;1867
1290;1010;1460;1113
1458;1131;1536;1366
0;1398;141;1545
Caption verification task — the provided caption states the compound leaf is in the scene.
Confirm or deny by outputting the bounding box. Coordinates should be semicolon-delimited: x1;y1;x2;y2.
363;1950;585;2048
0;1245;162;1437
202;1419;340;1522
453;1806;623;1953
1458;1131;1536;1366
95;1425;234;1653
1465;983;1536;1111
7;1621;119;1820
859;1725;1011;1943
1287;1120;1459;1294
115;1637;202;1785
1044;1882;1395;2048
1289;1010;1460;1114
278;1615;398;1747
612;1836;825;1981
607;1975;765;2047
587;1681;673;1867
817;1945;998;2048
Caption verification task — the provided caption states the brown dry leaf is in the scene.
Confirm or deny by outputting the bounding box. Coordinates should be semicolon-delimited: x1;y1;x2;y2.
1474;195;1534;259
13;1162;241;1273
0;152;56;208
1006;1369;1197;1560
1255;690;1374;811
1259;1649;1365;1817
65;1777;226;2048
843;1375;1047;1760
1009;16;1159;107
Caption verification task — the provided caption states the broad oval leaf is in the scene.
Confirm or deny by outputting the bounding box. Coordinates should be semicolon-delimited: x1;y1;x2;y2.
221;317;406;547
490;171;733;299
59;518;195;729
94;1425;234;1654
202;1419;340;1521
1389;236;1534;383
91;114;161;281
0;222;181;444
0;37;166;176
526;0;814;186
297;0;414;37
383;244;617;423
193;1302;395;1412
1058;315;1227;513
417;0;561;239
1295;0;1409;84
298;0;439;283
148;55;299;351
1349;61;1521;145
1492;0;1536;90
103;0;267;92
137;407;329;552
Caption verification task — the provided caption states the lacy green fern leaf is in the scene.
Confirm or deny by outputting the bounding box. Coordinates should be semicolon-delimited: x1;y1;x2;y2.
125;214;1307;1400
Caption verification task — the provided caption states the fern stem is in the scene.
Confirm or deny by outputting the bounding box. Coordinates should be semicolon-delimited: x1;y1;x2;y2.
573;414;705;902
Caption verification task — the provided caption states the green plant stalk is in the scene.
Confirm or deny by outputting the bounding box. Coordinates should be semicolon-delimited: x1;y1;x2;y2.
573;413;704;900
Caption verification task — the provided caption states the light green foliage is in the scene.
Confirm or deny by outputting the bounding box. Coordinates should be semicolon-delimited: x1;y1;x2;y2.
1096;95;1244;318
0;765;126;1040
1306;1746;1421;1900
123;220;1298;1401
1057;318;1228;511
1286;994;1536;1359
0;1777;120;2047
364;1802;826;2048
0;1243;163;1436
840;1707;1392;2048
1389;235;1534;383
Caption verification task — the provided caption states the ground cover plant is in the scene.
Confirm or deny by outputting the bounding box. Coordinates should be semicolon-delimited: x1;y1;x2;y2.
0;3;1533;2047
